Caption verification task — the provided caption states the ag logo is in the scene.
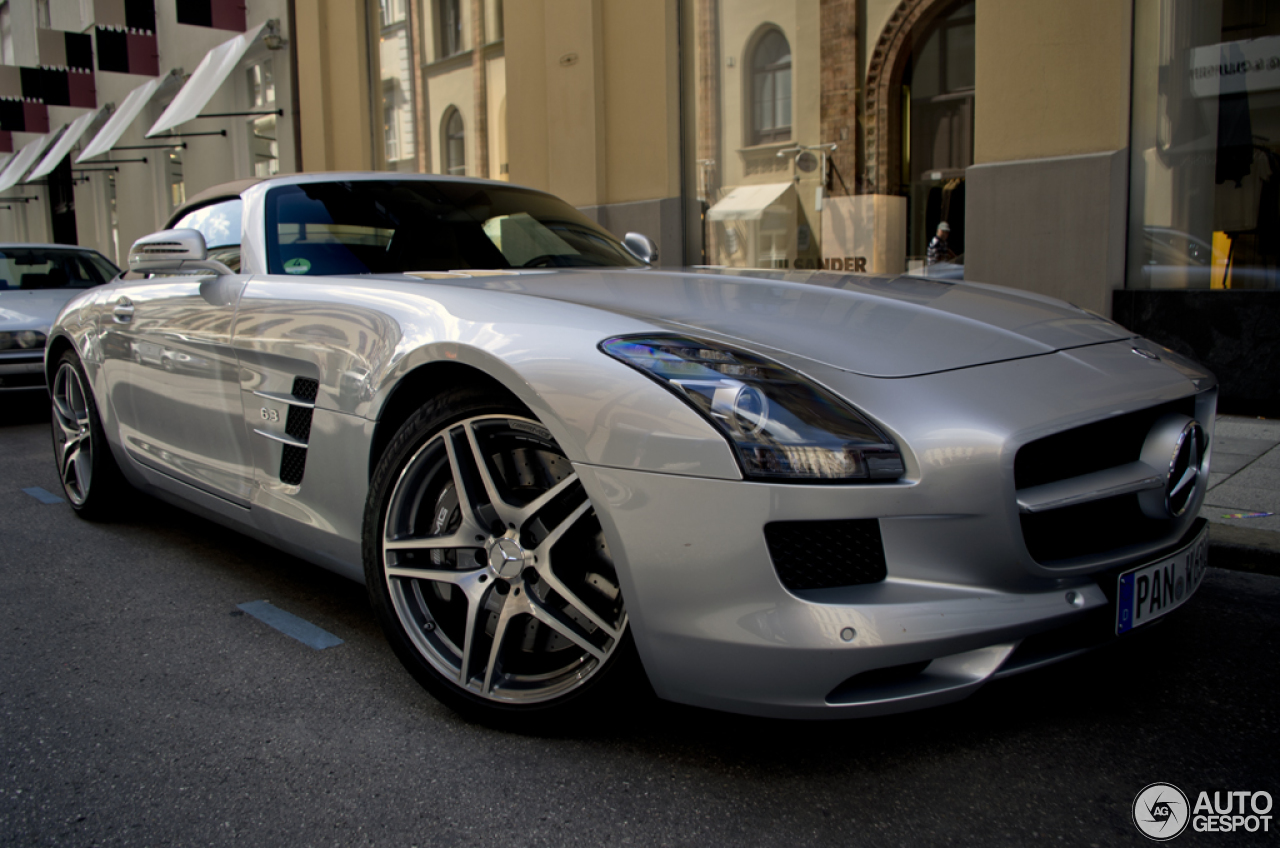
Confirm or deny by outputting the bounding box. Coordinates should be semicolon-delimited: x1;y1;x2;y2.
1133;783;1190;840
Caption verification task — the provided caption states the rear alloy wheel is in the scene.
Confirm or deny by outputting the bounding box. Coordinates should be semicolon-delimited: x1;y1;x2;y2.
364;389;635;725
50;350;127;519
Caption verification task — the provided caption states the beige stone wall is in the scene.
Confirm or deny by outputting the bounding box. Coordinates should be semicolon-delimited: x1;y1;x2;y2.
973;0;1132;163
506;0;680;208
965;0;1135;315
486;54;508;179
296;0;373;171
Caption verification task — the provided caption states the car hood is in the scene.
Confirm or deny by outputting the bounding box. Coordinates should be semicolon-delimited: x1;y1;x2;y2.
0;288;83;330
439;267;1136;378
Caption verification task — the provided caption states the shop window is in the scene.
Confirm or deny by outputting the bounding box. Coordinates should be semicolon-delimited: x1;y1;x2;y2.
443;108;465;175
1128;0;1280;290
438;0;463;58
749;28;791;146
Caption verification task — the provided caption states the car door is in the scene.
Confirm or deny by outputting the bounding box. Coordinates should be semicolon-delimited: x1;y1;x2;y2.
99;198;254;505
99;273;253;504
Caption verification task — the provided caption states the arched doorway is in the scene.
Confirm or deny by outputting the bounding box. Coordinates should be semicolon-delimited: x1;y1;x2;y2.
864;0;975;267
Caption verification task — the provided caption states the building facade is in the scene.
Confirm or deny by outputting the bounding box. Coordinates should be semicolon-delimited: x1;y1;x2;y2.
0;0;298;266
7;1;1272;415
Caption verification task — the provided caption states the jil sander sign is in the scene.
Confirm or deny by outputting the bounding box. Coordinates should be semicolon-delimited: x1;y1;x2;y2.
1190;35;1280;97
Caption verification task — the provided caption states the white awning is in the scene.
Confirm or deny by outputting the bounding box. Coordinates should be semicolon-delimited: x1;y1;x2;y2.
706;182;795;222
146;22;266;138
27;109;102;181
0;133;58;194
77;77;164;162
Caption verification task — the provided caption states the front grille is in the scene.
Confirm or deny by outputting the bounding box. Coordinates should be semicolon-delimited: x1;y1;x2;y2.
1014;397;1199;567
764;519;887;591
1015;398;1194;489
1020;495;1172;564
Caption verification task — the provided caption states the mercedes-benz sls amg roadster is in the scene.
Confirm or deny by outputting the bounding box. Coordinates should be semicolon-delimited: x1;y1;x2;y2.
45;173;1215;724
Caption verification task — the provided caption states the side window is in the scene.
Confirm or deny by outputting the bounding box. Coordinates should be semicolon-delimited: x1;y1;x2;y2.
172;197;244;272
173;198;243;248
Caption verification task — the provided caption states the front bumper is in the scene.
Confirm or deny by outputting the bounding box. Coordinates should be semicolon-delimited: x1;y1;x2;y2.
577;461;1205;719
0;350;46;391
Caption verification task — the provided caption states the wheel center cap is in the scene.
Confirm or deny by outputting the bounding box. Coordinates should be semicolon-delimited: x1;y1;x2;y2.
486;537;526;579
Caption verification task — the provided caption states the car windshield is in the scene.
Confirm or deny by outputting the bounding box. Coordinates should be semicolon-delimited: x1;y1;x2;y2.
264;180;643;276
0;248;120;290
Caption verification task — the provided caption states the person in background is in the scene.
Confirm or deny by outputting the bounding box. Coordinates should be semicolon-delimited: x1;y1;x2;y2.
926;221;955;266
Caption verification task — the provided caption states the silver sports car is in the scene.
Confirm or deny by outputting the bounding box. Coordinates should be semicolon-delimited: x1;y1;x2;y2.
0;244;119;391
46;173;1215;723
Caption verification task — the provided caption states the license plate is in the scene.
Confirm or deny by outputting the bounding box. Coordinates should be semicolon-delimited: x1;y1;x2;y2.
1116;525;1210;634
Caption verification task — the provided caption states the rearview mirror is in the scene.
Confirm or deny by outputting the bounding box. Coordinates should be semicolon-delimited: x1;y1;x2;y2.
622;232;658;265
129;229;234;276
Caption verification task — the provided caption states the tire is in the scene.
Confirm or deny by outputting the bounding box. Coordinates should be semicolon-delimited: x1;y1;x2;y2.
363;386;643;728
50;349;129;520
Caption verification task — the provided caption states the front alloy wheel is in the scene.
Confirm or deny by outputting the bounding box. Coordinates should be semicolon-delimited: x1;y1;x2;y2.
50;350;127;519
365;390;633;723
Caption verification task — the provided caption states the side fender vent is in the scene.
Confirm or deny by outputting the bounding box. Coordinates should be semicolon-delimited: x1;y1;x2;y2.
277;377;319;485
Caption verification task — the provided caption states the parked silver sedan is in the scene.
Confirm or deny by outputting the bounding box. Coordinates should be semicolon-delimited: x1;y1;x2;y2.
0;244;119;392
45;173;1215;725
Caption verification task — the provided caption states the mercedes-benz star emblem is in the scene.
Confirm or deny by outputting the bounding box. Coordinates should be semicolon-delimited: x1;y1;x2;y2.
1138;414;1206;520
487;537;526;579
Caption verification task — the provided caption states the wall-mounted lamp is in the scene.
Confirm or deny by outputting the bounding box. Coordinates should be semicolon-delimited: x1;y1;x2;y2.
264;19;288;51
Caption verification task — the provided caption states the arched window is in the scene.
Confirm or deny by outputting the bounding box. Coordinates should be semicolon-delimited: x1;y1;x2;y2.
750;29;791;146
443;108;466;175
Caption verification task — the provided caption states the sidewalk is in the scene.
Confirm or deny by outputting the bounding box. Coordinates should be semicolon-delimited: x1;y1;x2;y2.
1203;415;1280;568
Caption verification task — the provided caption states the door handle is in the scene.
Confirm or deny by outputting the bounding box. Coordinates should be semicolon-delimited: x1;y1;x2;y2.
113;297;134;324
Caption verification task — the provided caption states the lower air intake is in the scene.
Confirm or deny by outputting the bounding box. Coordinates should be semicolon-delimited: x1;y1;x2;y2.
764;518;888;591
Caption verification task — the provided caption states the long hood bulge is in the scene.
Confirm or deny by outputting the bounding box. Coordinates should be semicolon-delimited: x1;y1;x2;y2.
439;268;1135;378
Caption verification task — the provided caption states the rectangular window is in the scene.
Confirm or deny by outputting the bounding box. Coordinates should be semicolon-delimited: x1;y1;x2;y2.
166;148;185;211
439;0;462;57
0;2;11;65
375;4;416;170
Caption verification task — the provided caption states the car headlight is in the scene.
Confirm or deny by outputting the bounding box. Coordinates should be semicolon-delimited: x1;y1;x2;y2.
601;335;905;482
0;330;46;351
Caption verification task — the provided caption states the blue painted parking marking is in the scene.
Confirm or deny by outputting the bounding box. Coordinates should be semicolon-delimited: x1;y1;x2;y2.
237;600;344;650
22;487;64;504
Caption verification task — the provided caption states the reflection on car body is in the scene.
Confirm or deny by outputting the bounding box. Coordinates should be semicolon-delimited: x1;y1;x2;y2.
44;173;1218;726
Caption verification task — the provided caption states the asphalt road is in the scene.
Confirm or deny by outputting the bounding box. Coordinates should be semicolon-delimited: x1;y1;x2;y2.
2;392;1277;848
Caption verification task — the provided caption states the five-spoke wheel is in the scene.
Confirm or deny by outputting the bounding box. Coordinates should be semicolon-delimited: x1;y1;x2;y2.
364;388;635;723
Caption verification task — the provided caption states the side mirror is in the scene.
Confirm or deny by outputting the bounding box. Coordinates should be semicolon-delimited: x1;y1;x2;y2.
129;229;235;276
622;232;659;265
